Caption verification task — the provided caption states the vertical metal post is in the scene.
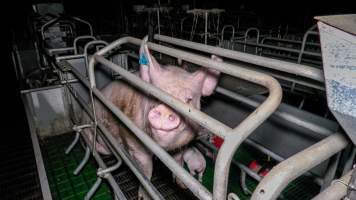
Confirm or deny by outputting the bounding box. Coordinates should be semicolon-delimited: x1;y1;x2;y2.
205;11;208;44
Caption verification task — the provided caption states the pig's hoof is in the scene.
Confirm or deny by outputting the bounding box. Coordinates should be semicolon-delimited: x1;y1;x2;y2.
138;186;152;200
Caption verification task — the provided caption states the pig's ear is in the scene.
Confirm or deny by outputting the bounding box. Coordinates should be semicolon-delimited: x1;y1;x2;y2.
193;55;221;96
139;36;162;83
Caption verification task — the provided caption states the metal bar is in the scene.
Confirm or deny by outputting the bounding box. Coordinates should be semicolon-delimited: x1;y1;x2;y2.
154;34;324;82
80;130;128;200
73;146;91;175
65;130;81;154
88;36;282;200
298;25;319;63
261;37;320;47
73;35;96;54
56;54;86;62
234;40;321;57
68;67;165;200
251;133;348;200
205;11;208;44
312;170;352;200
84;177;103;200
215;87;332;137
342;148;356;176
321;153;341;190
71;16;94;36
94;55;229;138
84;40;109;67
21;94;53;200
97;157;122;177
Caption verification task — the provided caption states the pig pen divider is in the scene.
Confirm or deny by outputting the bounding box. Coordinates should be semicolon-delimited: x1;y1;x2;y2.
87;36;283;200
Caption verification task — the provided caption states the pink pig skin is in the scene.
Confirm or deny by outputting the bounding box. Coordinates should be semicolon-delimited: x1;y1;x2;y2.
83;36;221;199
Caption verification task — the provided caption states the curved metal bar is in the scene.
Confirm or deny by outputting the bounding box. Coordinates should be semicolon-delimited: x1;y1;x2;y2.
312;170;353;200
65;130;81;154
84;40;109;67
244;27;260;53
251;133;348;200
41;15;93;41
40;17;60;40
154;34;324;82
97;157;122;177
71;16;94;36
84;177;102;200
88;36;282;200
73;146;91;175
221;25;235;42
297;24;318;63
73;35;96;54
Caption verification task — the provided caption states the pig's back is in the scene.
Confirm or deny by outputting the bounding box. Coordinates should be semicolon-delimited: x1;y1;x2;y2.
101;80;146;128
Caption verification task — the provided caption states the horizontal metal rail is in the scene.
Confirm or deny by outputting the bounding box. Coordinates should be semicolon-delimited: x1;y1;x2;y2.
233;40;321;57
88;36;282;200
251;133;348;200
154;34;324;82
215;87;332;137
312;170;353;200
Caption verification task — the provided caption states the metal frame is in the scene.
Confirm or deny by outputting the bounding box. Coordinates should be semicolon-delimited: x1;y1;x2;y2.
85;36;282;200
312;170;353;200
21;93;53;200
250;133;348;200
153;34;324;82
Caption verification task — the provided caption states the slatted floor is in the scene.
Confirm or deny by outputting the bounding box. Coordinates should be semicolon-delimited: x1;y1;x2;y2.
41;133;320;200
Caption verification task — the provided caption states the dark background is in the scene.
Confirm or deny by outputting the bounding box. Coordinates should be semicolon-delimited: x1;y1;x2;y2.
1;0;355;137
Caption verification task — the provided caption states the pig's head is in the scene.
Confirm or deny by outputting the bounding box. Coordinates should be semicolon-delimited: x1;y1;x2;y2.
139;36;221;150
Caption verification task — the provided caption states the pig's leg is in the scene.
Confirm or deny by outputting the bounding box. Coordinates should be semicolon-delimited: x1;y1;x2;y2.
129;150;153;200
172;151;187;189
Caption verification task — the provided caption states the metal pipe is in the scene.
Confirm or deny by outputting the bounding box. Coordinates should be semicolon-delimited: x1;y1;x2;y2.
251;133;348;200
298;25;319;64
84;40;109;67
65;130;81;154
80;130;127;200
88;36;282;200
73;36;96;54
84;177;103;200
73;146;91;175
205;11;208;44
221;25;235;42
154;34;324;82
97;158;122;177
234;40;321;57
312;170;353;200
261;37;320;47
215;87;333;137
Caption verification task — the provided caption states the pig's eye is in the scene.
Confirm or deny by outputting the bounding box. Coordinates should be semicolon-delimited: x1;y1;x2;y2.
184;97;193;104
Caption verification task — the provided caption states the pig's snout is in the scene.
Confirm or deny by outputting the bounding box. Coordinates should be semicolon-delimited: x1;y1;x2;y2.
148;104;181;131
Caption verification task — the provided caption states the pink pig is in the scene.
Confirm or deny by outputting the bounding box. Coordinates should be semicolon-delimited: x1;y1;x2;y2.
84;36;221;199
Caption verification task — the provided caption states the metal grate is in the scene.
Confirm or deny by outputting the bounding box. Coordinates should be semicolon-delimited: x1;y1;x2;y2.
41;133;321;200
0;135;43;200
